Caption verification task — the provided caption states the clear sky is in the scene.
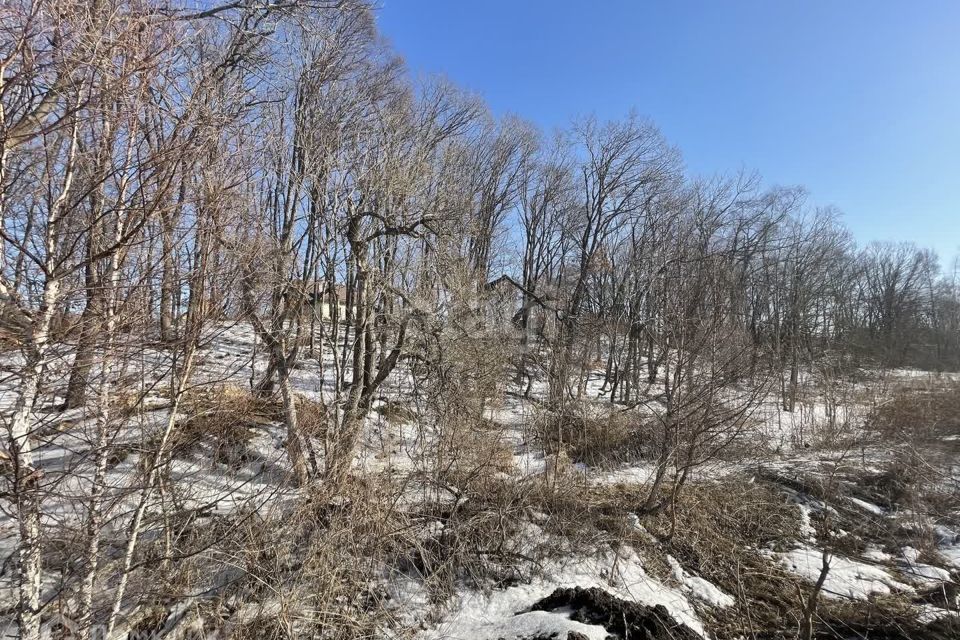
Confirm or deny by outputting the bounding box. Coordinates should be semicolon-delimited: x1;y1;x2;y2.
377;0;960;266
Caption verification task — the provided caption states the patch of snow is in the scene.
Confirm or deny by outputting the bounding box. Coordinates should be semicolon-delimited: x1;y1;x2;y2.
590;460;732;488
935;525;960;570
898;547;952;586
861;546;893;563
592;464;656;487
434;609;609;640
513;450;547;476
848;497;886;516
781;489;839;543
420;547;708;639
796;502;816;540
775;545;913;600
667;556;735;608
916;603;960;624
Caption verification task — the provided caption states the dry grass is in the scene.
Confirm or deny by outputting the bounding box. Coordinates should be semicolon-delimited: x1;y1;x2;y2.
374;399;418;425
636;475;957;640
538;404;647;467
868;381;960;442
163;385;328;465
295;394;328;437
122;474;423;639
166;385;268;462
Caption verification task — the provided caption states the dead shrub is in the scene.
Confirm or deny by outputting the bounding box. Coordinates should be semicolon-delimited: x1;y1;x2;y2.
167;384;277;463
219;475;418;639
817;597;959;640
374;400;417;425
539;404;646;467
650;477;803;572
526;475;639;546
857;456;925;512
444;418;517;484
868;382;960;442
296;394;328;438
641;477;806;637
419;475;534;594
411;457;647;599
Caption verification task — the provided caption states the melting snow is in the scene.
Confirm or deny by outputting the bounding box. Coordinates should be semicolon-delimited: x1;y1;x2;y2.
667;555;735;608
935;525;960;570
420;547;708;639
848;497;886;516
776;545;913;600
898;546;952;586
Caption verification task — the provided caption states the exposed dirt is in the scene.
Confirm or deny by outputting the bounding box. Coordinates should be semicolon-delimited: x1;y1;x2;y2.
525;586;701;640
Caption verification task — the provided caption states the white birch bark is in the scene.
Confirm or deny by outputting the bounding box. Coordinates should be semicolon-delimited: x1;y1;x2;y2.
105;346;197;637
77;136;132;632
7;112;79;640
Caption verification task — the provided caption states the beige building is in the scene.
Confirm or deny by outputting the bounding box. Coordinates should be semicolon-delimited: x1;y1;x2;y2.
307;284;350;321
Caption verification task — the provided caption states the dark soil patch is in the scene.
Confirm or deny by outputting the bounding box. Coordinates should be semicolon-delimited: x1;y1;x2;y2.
525;586;701;640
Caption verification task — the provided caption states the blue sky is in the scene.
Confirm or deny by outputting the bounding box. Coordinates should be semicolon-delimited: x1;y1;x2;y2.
377;0;960;265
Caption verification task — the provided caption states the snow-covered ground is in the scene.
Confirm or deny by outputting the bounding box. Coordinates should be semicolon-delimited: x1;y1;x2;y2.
774;545;914;600
419;546;711;640
1;321;957;638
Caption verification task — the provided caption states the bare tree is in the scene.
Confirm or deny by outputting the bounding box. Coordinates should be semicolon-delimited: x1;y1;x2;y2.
549;113;680;405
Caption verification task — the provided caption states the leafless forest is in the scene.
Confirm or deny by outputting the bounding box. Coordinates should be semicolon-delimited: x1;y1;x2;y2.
1;2;959;639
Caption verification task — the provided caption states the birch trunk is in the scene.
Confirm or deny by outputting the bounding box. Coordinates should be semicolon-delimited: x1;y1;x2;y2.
7;109;79;640
77;181;129;633
105;346;197;637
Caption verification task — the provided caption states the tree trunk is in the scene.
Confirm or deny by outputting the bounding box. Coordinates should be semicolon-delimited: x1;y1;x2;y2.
8;275;61;640
159;208;176;343
64;250;99;409
277;350;310;485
